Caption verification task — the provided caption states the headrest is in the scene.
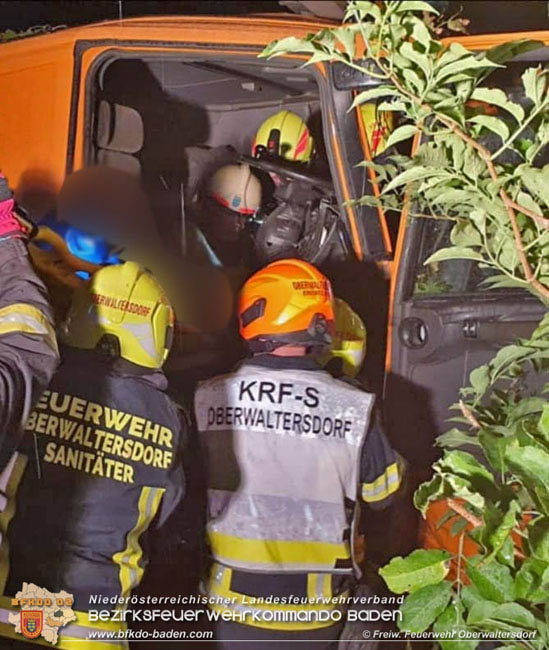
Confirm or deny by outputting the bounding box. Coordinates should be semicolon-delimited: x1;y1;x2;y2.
96;101;144;154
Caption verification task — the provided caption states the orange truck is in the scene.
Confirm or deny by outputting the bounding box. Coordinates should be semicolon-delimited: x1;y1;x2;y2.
0;12;546;472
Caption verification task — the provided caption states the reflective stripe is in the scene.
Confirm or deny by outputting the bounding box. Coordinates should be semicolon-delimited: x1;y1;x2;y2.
208;491;349;544
208;530;351;572
0;303;57;352
307;572;332;601
0;454;27;593
361;461;401;503
205;563;349;631
112;486;165;599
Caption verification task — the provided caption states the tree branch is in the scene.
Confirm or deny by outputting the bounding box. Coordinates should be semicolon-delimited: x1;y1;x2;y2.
371;55;549;302
459;400;482;429
447;498;526;560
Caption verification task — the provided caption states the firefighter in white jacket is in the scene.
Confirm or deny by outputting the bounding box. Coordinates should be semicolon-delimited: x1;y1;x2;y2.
195;259;403;649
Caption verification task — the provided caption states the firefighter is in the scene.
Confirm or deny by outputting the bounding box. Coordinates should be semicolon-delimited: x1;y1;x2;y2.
194;259;403;649
194;162;262;269
0;175;58;465
0;262;187;649
317;298;367;380
252;109;314;164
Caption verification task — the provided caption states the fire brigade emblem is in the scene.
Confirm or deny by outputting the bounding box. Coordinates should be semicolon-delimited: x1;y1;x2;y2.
10;583;76;645
21;610;43;639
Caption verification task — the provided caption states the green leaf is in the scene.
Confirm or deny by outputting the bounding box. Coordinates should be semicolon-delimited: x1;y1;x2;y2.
469;365;491;394
436;42;470;70
348;1;381;21
484;500;520;560
433;602;478;650
491;602;537;629
450;516;468;537
411;18;432;52
436;450;494;487
504;445;549;498
462;148;486;180
522;66;546;106
515;557;549;603
466;599;498;625
539;404;549;442
436;55;500;83
528;517;549;562
509;397;546;423
461;584;487;611
260;36;316;59
333;26;356;60
377;99;407;112
303;50;337;65
384;124;419;152
470;87;525;122
425;247;485;265
382;163;435;192
497;535;516;568
479;430;517;476
394;1;439;13
379;549;451;594
433;188;475;206
414;475;444;516
486;39;544;65
403;67;426;94
400;41;431;79
518;165;549;209
349;86;398;110
466;559;515;604
450;221;482;248
436;427;482;449
516;191;542;218
491;344;533;376
468;115;510;142
398;582;452;634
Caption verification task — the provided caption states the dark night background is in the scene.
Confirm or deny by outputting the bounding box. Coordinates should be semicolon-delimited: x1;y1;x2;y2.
0;1;548;33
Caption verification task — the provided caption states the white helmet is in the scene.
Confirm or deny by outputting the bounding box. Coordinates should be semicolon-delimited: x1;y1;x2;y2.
208;164;261;215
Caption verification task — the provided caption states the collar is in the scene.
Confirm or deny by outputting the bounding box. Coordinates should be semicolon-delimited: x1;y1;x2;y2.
242;354;322;372
60;346;168;390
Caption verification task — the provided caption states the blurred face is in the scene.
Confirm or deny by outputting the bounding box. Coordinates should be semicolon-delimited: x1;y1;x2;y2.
204;197;247;244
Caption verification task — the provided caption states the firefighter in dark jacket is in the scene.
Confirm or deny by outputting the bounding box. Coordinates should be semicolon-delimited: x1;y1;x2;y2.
0;261;187;649
0;175;58;460
195;259;403;649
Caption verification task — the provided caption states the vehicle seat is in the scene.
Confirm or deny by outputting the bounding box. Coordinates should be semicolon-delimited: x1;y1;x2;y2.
95;100;144;177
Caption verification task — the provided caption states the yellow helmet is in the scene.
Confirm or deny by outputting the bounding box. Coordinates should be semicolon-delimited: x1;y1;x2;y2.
318;298;367;378
252;110;314;162
358;103;394;157
62;262;174;369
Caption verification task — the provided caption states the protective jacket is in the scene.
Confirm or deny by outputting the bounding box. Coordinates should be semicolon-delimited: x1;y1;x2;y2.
0;239;58;467
0;347;186;649
194;355;402;630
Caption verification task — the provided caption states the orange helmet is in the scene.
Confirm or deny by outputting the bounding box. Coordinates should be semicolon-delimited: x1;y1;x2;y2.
238;258;334;353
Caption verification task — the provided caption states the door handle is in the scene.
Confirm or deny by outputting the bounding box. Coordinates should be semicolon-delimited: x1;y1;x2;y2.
465;320;537;342
399;317;428;349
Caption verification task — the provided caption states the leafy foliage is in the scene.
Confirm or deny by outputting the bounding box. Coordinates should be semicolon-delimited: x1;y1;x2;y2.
0;25;66;43
262;1;549;647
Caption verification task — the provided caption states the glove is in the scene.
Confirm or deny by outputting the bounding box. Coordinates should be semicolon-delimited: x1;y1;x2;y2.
0;174;26;240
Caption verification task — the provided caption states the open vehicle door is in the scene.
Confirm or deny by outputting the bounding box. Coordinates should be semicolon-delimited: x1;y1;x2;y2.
384;31;549;471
